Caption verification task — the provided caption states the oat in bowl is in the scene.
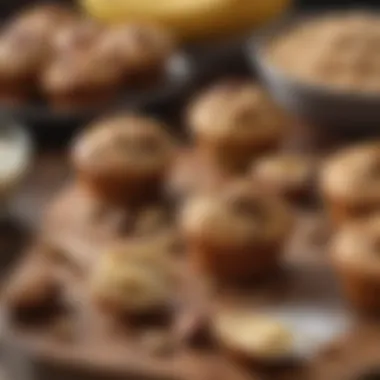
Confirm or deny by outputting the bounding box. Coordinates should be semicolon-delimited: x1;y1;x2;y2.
251;11;380;129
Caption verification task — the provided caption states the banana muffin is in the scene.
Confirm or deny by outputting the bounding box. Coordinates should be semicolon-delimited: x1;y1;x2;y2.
321;143;380;224
331;215;380;314
0;4;76;103
41;45;125;110
180;180;292;282
71;114;176;204
187;81;287;173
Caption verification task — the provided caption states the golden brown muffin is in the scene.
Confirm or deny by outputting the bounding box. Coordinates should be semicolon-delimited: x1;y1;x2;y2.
0;4;76;102
331;215;380;314
180;180;292;282
41;45;125;110
71;114;176;204
212;308;294;365
90;241;177;317
187;81;287;173
251;153;317;203
321;143;380;225
97;23;175;86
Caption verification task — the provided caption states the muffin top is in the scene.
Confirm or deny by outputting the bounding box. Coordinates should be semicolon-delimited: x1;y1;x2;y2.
0;5;76;78
41;46;125;94
97;23;175;72
252;154;316;195
188;81;286;145
267;12;380;92
321;143;380;204
90;240;176;313
331;215;380;271
72;114;175;178
181;180;291;249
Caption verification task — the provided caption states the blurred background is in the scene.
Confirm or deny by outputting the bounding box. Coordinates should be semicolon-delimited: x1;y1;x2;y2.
0;1;380;379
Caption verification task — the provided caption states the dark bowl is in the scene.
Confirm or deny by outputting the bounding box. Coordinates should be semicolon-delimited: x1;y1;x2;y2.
247;11;380;133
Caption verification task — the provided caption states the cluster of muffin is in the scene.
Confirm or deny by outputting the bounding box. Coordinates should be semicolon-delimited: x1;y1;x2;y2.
0;4;175;109
4;81;323;365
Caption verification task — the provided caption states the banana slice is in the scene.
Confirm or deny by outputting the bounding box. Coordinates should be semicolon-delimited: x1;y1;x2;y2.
213;309;294;363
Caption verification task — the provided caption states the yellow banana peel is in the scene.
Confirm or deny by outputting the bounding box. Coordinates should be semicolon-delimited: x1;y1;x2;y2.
81;0;292;41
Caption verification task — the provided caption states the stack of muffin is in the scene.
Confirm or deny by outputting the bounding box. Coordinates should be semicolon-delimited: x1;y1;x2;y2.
0;4;175;109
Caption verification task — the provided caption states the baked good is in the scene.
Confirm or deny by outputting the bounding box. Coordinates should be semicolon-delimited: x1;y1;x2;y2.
0;4;75;103
212;309;294;364
97;23;175;86
180;180;292;282
321;143;380;224
41;44;125;110
331;215;380;314
90;241;176;317
187;81;287;173
251;153;317;203
72;114;175;204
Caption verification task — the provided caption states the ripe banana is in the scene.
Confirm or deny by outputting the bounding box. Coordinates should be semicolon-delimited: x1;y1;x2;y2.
81;0;292;41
